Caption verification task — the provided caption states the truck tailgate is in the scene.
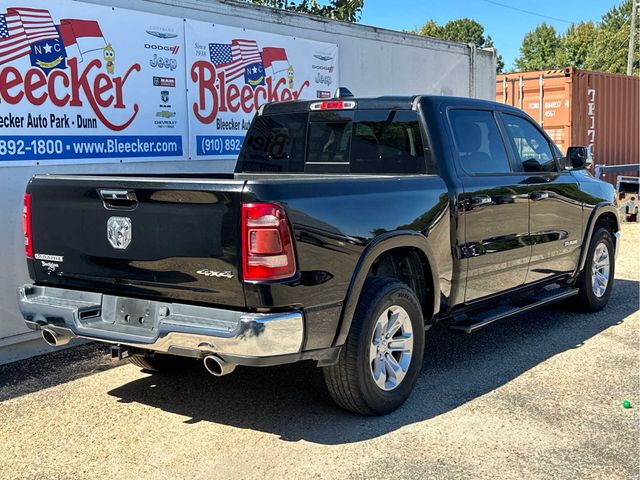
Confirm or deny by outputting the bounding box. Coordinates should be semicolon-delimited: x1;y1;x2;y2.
27;175;246;307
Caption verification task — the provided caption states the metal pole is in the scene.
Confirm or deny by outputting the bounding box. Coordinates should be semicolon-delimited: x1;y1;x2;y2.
628;0;638;76
502;77;507;104
519;76;523;109
539;74;544;125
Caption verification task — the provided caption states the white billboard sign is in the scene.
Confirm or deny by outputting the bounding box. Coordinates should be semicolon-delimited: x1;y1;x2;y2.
0;1;187;164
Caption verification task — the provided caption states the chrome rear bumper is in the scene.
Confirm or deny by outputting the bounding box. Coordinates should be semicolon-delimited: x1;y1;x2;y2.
18;284;304;360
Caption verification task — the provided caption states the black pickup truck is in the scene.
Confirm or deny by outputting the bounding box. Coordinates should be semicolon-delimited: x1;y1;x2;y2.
18;94;620;415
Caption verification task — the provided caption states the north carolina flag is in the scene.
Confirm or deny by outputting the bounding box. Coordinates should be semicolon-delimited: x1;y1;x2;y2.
59;18;104;57
261;47;287;68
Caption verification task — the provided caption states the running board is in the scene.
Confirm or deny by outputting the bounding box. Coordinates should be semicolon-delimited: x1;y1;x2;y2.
449;287;580;334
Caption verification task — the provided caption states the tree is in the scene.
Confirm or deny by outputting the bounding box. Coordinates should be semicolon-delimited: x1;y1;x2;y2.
584;0;639;74
515;22;563;71
513;1;639;74
485;36;505;74
413;18;505;73
555;21;598;69
246;0;364;22
440;18;485;45
417;19;441;38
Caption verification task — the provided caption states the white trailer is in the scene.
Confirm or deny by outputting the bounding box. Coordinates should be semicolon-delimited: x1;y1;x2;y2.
0;0;496;363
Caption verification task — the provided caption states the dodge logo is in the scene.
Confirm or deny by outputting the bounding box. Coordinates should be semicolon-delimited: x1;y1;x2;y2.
107;216;132;250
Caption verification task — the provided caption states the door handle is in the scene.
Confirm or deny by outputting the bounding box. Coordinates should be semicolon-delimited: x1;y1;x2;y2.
530;191;549;201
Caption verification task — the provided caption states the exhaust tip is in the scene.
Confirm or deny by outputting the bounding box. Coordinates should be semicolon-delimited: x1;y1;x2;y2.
41;328;70;347
203;354;236;377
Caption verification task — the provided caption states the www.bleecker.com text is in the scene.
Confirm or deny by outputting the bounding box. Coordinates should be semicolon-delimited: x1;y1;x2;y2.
0;112;97;129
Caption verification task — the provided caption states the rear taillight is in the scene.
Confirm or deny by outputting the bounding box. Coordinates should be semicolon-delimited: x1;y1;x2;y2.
23;193;33;258
242;203;296;281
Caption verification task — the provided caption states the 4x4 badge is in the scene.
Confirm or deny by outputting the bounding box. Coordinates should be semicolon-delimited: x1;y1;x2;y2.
196;269;234;279
107;216;132;250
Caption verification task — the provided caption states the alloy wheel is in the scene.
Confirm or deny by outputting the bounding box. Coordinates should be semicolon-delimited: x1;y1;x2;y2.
591;242;610;298
369;305;414;391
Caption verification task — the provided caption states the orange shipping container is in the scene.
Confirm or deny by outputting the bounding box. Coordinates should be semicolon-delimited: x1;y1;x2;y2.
496;67;639;181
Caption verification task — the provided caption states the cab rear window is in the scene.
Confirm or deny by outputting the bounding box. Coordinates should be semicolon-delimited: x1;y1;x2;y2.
236;110;429;174
237;113;308;173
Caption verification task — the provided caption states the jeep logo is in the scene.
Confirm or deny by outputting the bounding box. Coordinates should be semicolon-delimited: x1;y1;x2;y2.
149;54;177;71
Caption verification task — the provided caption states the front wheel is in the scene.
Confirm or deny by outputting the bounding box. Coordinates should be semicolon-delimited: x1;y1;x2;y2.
573;227;615;312
323;278;425;415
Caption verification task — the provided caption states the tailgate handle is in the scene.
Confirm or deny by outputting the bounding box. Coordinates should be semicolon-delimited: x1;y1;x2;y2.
99;189;138;210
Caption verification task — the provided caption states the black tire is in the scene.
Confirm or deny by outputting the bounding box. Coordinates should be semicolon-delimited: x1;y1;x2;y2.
323;277;425;415
572;227;615;312
128;353;195;372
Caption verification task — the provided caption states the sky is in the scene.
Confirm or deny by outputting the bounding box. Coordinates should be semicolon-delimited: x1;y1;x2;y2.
359;0;619;70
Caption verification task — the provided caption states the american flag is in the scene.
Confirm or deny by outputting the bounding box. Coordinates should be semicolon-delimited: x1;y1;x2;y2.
0;12;30;65
209;39;262;82
9;7;59;44
0;7;59;66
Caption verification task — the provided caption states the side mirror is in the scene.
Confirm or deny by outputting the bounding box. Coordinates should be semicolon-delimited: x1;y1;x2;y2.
566;146;593;169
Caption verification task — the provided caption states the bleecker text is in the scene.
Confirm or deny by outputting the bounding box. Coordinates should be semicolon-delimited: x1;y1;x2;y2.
0;58;140;131
190;61;310;124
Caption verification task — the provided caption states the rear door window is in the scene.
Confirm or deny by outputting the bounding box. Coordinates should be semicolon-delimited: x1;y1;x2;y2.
502;113;558;173
448;109;512;175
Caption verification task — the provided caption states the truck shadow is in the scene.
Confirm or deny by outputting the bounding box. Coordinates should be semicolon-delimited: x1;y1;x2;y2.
106;278;639;445
0;343;116;402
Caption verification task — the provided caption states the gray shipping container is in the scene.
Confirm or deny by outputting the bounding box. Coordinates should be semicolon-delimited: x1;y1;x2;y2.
0;0;496;363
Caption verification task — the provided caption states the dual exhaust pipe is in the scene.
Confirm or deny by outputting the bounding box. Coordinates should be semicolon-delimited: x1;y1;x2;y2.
203;354;236;377
41;329;236;377
41;328;71;347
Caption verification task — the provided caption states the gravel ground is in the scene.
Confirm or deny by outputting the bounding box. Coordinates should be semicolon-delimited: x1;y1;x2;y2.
1;224;638;480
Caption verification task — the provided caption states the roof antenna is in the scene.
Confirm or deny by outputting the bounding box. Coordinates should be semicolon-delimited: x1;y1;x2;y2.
334;87;354;98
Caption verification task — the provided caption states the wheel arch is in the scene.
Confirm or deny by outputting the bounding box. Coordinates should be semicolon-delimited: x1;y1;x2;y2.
577;203;620;274
332;231;440;347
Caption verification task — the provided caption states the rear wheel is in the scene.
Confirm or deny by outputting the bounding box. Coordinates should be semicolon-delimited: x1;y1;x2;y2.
323;278;425;415
572;227;615;312
128;353;195;372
